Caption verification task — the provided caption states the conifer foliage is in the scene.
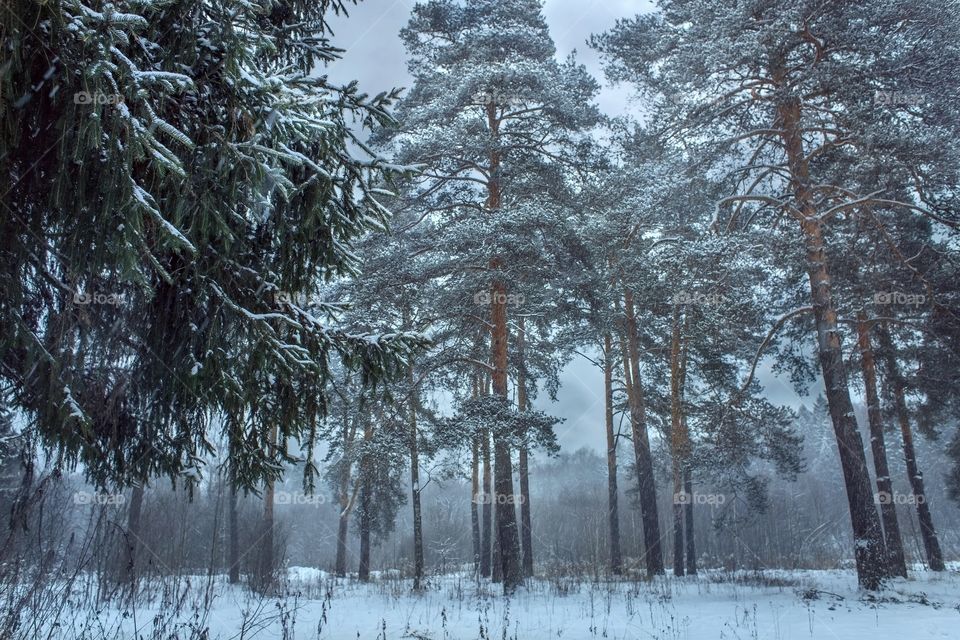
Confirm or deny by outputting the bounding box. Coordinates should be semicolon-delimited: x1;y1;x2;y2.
1;0;422;489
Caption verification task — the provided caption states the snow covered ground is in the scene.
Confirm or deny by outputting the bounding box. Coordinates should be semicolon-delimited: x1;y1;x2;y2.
38;566;960;639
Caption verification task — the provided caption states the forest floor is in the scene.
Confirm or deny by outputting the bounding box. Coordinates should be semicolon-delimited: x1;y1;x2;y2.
37;565;960;639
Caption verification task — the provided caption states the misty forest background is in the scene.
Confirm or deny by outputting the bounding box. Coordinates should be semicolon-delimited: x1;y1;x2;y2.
2;0;960;623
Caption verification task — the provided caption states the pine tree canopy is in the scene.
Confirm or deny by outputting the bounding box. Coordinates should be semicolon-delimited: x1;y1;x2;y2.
1;0;425;489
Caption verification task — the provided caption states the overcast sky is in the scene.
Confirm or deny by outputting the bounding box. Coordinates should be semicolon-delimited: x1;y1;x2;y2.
324;0;655;116
322;1;816;453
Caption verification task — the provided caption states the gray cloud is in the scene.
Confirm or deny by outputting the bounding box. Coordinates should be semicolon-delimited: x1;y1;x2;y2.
323;0;654;115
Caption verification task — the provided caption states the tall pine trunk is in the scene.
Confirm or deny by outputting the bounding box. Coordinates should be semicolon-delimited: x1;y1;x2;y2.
671;468;685;577
489;399;502;585
683;464;696;575
798;215;885;590
669;305;687;577
856;314;907;578
777;91;886;590
619;289;664;576
471;436;481;576
603;334;622;575
486;101;522;594
480;428;493;578
517;318;533;578
877;324;945;571
518;448;532;577
492;496;502;583
409;366;425;590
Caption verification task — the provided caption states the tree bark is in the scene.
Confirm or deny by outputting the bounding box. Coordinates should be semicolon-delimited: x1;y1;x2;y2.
877;324;945;571
492;495;502;583
856;314;907;578
798;215;885;590
334;504;349;578
493;308;523;594
777;92;886;590
471;435;481;576
683;465;696;575
619;289;665;576
118;483;144;584
334;419;356;578
480;428;493;578
670;304;686;577
486;99;522;594
228;467;240;584
333;402;365;579
358;489;371;582
671;471;685;576
517;318;534;578
492;378;521;592
518;448;532;577
603;333;622;575
258;422;279;590
409;366;425;590
357;419;374;582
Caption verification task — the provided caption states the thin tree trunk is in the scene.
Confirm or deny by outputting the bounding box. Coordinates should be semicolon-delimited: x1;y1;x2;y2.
471;436;481;576
258;422;279;590
603;333;622;575
670;304;693;576
358;490;371;582
409;366;424;590
518;448;532;577
671;468;685;576
856;314;907;578
334;423;354;578
777;91;886;590
489;375;503;584
358;419;374;582
471;375;482;576
259;489;275;588
480;428;493;578
517;318;533;578
335;506;349;578
683;465;696;575
334;406;362;578
619;289;665;576
118;483;144;584
677;318;695;577
492;498;502;583
877;324;945;571
207;478;224;582
228;467;240;584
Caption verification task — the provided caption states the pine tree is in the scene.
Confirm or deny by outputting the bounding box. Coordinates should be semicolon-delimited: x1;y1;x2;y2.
1;0;422;493
595;0;960;590
378;0;599;592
